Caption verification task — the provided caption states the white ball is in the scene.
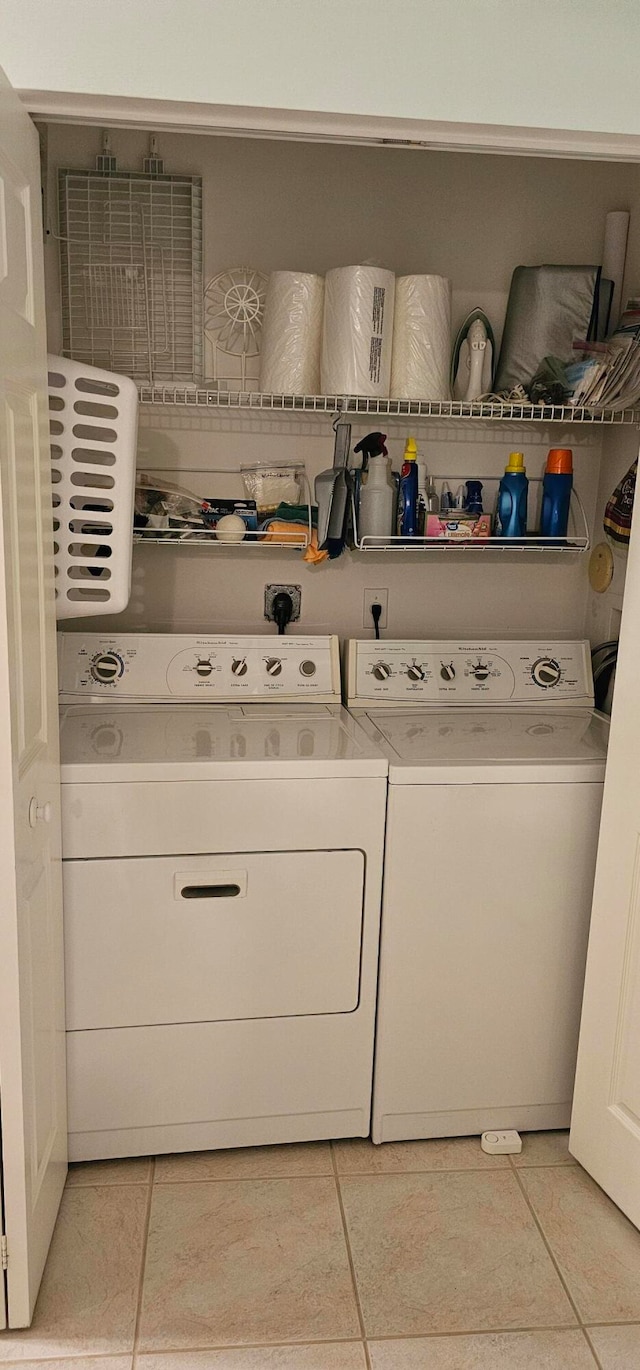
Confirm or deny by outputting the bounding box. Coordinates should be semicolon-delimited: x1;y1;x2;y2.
215;514;246;543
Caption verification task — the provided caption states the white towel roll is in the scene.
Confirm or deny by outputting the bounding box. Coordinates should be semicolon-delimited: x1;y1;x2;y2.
321;265;395;396
259;271;325;394
390;274;451;399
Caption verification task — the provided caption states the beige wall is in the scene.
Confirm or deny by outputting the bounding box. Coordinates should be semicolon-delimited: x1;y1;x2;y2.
42;123;640;643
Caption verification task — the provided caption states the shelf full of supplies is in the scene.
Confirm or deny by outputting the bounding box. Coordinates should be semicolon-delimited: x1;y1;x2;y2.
352;477;590;555
136;386;640;426
133;468;314;551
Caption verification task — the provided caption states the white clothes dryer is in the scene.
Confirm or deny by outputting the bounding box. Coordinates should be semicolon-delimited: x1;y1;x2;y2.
346;639;609;1144
58;633;387;1161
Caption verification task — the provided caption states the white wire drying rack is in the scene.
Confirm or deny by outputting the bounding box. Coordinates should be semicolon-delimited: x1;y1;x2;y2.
59;168;203;384
352;477;590;554
136;386;640;425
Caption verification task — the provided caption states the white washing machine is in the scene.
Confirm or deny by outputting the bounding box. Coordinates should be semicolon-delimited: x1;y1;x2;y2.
346;639;609;1144
58;633;387;1161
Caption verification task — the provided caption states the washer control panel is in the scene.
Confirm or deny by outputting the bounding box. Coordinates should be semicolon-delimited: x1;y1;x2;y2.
347;640;594;707
59;635;340;702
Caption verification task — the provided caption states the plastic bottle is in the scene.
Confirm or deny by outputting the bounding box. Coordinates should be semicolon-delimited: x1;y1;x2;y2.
465;480;484;514
440;481;453;513
540;447;573;540
358;451;396;538
496;452;529;538
417;462;428;535
426;476;439;512
398;437;419;537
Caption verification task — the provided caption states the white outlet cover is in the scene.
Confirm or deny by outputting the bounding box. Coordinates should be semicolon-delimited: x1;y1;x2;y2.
363;588;388;629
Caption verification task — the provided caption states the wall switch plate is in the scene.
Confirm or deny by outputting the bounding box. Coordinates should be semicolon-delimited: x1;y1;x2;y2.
363;588;388;630
264;584;301;624
481;1130;522;1155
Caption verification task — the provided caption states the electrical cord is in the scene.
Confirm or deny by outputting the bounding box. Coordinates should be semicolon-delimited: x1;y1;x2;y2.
273;591;294;635
371;602;382;640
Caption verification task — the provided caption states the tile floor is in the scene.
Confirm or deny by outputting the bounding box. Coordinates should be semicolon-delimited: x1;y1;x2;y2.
1;1132;640;1367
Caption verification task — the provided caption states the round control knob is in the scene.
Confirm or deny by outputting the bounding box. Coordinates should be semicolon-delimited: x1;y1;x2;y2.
265;658;283;676
531;657;561;689
406;662;425;681
472;661;490;682
195;659;213;678
300;659;316;677
90;652;123;684
440;662;456;681
231;658;248;677
373;662;392;681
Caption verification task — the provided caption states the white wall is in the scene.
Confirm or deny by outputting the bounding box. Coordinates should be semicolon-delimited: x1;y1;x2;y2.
42;121;639;644
5;0;640;138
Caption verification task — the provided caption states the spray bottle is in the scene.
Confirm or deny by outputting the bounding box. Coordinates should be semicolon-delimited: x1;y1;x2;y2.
355;432;395;539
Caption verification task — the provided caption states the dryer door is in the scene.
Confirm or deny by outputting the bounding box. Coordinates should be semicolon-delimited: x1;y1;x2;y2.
64;849;365;1027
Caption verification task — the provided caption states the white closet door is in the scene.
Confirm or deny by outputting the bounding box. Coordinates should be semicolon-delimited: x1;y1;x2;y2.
570;438;640;1228
0;65;67;1325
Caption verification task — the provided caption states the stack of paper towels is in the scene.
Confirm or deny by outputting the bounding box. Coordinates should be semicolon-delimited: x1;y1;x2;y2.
321;266;396;397
260;272;325;394
259;265;452;399
391;275;451;399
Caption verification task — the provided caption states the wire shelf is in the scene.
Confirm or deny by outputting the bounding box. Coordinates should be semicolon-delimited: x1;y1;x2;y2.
136;386;640;425
133;527;311;550
133;468;313;551
352;477;590;555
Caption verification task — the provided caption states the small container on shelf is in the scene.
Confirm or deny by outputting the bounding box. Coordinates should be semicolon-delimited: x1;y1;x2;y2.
240;462;303;517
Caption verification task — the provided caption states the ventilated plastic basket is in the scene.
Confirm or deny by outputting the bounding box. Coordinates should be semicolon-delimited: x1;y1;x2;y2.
48;354;138;619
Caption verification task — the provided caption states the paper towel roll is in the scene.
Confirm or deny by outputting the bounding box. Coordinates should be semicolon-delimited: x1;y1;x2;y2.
390;274;451;399
259;271;325;394
321;265;395;396
602;211;630;330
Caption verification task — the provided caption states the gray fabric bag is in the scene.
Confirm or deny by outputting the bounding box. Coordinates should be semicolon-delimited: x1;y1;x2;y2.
495;264;601;394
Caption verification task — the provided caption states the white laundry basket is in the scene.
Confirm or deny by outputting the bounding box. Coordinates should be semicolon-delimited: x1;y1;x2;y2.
48;355;138;619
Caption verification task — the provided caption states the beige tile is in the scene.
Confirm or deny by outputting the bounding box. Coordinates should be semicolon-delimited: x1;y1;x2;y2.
333;1137;509;1174
137;1345;367;1368
155;1142;332;1183
511;1131;576;1168
0;1186;148;1360
138;1178;360;1350
520;1167;640;1322
368;1330;596;1368
588;1324;640;1368
0;1361;132;1369
66;1156;152;1186
340;1171;575;1337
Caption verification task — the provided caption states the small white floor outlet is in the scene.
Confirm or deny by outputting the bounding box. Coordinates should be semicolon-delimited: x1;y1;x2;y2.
481;1129;523;1155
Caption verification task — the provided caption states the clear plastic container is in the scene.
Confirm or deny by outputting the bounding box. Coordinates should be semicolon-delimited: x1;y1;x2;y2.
240;463;303;516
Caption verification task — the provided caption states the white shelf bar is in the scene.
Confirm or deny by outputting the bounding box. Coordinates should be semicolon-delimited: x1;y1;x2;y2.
133;528;310;550
137;385;640;425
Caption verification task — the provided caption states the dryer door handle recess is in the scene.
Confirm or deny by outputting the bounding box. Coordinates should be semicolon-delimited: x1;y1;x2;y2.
174;870;249;901
180;883;242;900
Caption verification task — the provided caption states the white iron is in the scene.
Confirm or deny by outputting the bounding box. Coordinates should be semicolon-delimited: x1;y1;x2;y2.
451;311;495;401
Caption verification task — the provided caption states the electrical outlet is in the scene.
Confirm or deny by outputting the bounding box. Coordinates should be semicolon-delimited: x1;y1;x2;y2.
363;588;388;630
264;584;301;624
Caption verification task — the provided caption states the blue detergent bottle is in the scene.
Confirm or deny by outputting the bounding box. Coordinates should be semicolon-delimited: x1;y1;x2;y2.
540;447;573;540
496;452;528;538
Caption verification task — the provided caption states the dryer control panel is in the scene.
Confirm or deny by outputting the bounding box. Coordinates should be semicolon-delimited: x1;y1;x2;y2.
346;640;594;708
59;634;341;703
